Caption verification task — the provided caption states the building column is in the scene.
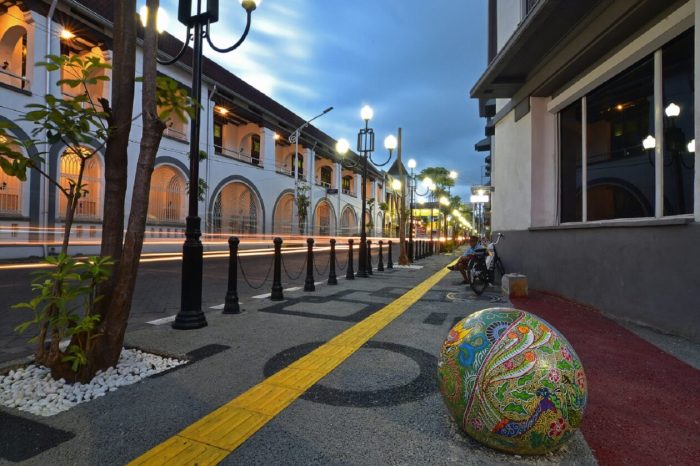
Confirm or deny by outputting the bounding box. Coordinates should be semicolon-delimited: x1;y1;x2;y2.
336;162;342;234
306;147;315;235
261;127;276;174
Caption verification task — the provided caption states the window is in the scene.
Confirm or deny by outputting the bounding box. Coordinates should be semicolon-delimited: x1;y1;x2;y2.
320;166;332;187
213;122;223;154
560;100;582;222
586;56;655;220
297;153;304;178
559;29;693;222
148;165;185;223
342;175;353;194
0;140;22;215
251;134;260;165
662;29;694;215
59;147;101;220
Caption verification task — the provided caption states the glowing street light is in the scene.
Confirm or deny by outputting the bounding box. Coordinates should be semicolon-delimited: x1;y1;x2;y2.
408;158;417;169
391;179;402;190
140;5;170;32
665;102;681;118
688;139;695;153
60;28;75;40
335;138;350;155
642;135;656;150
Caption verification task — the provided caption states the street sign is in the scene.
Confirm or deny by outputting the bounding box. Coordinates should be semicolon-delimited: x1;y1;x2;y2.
326;188;338;194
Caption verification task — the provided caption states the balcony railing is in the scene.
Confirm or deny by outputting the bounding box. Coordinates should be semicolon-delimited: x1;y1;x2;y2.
0;69;30;91
216;145;262;167
275;162;293;177
342;188;357;197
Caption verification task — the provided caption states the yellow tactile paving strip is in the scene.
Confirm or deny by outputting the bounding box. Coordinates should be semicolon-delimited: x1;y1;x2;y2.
129;263;453;466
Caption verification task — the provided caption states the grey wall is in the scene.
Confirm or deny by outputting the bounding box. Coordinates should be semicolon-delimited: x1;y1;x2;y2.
496;223;700;342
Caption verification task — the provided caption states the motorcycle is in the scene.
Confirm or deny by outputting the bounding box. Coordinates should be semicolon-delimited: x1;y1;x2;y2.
469;233;505;295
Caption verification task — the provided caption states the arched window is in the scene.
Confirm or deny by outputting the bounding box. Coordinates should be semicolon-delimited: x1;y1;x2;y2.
0;20;28;90
148;165;185;223
314;201;335;236
0;138;22;214
273;193;294;234
340;206;357;236
342;175;354;195
211;182;262;235
59;147;101;220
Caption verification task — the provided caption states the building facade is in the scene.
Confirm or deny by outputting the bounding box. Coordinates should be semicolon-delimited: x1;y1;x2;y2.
0;0;402;259
472;0;699;341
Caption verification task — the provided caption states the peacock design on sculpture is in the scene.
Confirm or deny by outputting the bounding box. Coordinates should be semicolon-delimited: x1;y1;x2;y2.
492;387;558;437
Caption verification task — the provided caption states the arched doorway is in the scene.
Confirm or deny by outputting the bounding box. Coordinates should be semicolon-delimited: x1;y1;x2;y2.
340;205;357;236
58;147;101;220
211;181;262;235
148;165;185;224
273;192;294;234
314;200;335;237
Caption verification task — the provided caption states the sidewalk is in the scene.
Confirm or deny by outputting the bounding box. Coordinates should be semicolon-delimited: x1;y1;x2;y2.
0;249;698;465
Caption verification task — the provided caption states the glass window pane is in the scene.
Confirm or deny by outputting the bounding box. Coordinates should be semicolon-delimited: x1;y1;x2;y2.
560;100;582;222
586;56;655;220
662;28;694;216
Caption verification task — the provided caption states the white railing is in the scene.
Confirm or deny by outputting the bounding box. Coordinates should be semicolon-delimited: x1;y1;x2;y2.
217;145;262;167
0;68;30;91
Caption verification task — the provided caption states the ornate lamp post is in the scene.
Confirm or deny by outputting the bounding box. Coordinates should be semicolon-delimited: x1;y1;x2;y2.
334;106;393;277
163;0;259;330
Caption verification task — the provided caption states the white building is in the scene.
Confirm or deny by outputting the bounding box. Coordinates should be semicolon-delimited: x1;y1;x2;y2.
472;0;699;341
0;0;402;258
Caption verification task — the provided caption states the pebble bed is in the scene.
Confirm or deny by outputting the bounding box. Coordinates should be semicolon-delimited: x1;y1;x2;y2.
0;348;186;417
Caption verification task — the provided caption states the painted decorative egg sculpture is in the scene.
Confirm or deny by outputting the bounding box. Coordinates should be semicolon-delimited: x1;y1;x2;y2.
437;308;587;455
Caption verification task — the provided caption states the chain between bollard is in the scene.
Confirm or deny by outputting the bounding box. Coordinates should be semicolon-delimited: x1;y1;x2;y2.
282;250;307;281
237;253;274;290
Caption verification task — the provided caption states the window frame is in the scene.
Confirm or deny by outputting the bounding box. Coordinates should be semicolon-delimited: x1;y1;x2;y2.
558;27;695;225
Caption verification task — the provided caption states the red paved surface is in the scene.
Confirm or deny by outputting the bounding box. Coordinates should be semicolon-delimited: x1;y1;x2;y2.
511;291;700;466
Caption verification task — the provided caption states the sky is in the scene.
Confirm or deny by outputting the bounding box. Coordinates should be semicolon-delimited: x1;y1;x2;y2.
150;0;488;201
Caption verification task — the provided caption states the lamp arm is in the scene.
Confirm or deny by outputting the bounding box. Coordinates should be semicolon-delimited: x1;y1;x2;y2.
368;152;392;167
206;10;253;53
157;27;192;65
289;107;334;144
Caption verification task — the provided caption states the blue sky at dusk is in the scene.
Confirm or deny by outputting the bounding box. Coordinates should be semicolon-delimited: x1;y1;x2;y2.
150;0;488;200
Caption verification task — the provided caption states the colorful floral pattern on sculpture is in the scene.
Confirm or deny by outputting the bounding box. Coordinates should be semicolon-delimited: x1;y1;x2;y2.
437;308;587;455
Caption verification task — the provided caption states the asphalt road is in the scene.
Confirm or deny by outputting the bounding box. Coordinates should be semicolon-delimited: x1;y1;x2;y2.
0;241;401;363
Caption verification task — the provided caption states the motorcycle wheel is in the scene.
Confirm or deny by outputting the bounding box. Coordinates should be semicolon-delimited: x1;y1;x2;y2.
470;269;488;296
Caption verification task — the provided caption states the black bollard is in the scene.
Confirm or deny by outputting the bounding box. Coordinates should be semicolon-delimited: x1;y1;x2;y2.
346;239;355;280
271;237;284;301
223;236;242;314
328;238;338;285
304;238;315;292
387;240;393;269
367;240;373;275
377;240;385;271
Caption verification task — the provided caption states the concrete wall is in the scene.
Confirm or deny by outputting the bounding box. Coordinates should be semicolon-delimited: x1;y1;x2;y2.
492;109;531;231
495;224;700;342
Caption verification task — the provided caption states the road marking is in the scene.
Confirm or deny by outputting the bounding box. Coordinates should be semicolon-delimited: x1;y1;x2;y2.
146;315;177;325
128;260;455;465
251;293;271;299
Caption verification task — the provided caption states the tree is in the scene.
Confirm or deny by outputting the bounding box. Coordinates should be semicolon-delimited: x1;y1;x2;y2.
296;181;310;235
1;0;193;382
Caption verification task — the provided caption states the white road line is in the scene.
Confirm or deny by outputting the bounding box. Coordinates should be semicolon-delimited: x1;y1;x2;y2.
209;304;225;310
252;293;271;299
147;315;177;325
284;286;302;292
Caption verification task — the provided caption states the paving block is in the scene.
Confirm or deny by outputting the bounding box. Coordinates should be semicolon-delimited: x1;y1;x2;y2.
502;273;528;298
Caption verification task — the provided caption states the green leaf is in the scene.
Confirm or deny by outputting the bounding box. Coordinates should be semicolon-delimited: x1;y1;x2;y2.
504;402;527;416
557;360;573;371
539;345;553;354
517;371;535;386
495;381;508;402
512;391;534;401
542;380;556;390
553;340;560;350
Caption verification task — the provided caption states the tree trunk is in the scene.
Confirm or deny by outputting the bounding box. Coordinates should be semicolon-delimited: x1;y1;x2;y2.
87;0;164;374
98;0;137;307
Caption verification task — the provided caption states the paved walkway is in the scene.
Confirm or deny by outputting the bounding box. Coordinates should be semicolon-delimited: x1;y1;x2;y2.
0;248;698;465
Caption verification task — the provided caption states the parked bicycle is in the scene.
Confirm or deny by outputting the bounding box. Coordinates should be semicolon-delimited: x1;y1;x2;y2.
469;233;505;295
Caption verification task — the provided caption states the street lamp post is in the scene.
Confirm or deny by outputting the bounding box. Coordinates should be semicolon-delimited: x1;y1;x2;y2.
288;106;333;234
335;106;393;277
165;0;259;330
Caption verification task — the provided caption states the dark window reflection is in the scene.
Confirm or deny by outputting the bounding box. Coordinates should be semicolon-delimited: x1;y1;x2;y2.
663;28;694;216
586;56;655;220
560;100;582;222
